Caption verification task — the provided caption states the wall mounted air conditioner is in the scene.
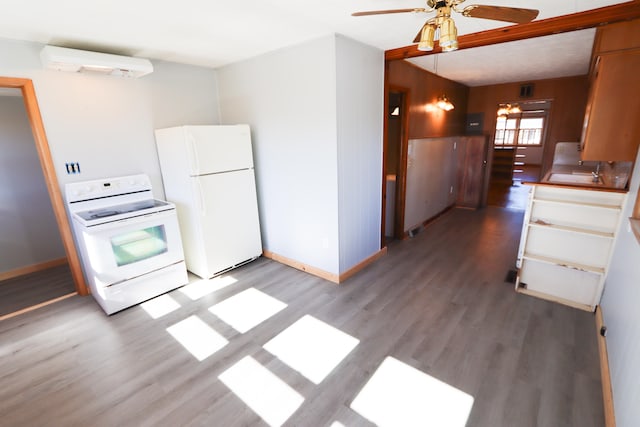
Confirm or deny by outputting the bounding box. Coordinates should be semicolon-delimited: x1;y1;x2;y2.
40;45;153;78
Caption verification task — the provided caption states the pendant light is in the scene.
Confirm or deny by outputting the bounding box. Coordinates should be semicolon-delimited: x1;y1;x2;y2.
436;95;455;111
497;103;521;117
433;55;454;111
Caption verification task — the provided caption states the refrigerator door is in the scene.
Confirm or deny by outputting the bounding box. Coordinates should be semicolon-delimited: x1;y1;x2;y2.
185;125;254;176
192;169;262;278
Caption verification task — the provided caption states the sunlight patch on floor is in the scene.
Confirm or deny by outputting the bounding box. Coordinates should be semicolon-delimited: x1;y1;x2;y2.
166;315;228;361
179;275;237;300
140;294;181;319
208;287;287;333
350;356;474;427
219;355;304;427
264;314;359;384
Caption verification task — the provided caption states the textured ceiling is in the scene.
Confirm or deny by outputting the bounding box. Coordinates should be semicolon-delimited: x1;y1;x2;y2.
408;29;597;86
0;0;629;86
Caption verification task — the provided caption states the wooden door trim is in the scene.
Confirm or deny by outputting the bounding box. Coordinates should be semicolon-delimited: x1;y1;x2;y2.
385;1;640;61
1;76;88;295
385;84;410;241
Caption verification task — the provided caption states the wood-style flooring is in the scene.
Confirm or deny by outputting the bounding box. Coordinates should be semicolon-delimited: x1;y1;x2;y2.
0;207;604;427
0;263;75;317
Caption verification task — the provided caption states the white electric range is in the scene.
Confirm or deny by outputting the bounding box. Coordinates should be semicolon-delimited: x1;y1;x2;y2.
66;174;188;315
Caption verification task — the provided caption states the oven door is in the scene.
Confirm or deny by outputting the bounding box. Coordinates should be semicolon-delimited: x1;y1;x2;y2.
77;209;184;288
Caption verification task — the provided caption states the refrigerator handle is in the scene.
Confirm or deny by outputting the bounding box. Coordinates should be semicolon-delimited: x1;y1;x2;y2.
187;132;200;175
196;178;206;217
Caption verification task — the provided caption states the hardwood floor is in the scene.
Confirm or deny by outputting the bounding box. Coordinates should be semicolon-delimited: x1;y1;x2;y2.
0;207;604;427
0;263;76;317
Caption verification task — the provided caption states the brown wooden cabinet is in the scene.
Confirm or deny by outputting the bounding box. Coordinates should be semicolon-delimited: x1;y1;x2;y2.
581;19;640;162
580;49;640;161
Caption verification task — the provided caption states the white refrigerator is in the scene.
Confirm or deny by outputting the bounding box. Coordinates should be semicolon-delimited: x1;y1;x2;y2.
155;125;262;279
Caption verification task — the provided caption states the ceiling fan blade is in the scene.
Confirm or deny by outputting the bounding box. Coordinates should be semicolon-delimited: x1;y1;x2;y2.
352;8;426;17
461;5;539;23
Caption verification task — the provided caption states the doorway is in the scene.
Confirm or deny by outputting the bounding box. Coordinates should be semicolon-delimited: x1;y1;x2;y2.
0;77;87;319
487;100;550;210
382;87;409;246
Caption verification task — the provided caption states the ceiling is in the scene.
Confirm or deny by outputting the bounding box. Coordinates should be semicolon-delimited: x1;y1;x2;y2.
0;0;630;86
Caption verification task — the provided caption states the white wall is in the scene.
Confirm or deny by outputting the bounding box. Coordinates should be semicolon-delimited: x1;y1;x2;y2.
216;35;340;274
404;137;458;232
600;148;640;427
0;38;219;202
217;34;384;276
335;35;384;272
0;96;66;272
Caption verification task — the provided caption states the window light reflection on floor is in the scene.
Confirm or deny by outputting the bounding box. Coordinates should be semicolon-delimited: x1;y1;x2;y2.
218;355;304;427
166;315;228;361
179;275;237;300
208;288;287;333
140;294;181;319
263;314;359;384
350;356;474;427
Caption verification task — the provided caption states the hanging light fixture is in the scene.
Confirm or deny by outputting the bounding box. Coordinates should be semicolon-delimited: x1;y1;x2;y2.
497;103;521;117
436;95;455;111
431;54;455;111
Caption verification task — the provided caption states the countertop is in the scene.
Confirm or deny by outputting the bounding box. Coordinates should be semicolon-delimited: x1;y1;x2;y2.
528;165;629;193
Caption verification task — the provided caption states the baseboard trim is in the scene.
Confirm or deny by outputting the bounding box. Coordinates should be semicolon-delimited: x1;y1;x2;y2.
0;292;77;322
0;258;67;282
595;305;616;427
403;204;455;239
262;250;340;283
262;247;387;284
338;247;387;283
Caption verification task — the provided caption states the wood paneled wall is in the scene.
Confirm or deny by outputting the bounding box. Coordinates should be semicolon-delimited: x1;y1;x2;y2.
387;60;469;139
467;75;589;174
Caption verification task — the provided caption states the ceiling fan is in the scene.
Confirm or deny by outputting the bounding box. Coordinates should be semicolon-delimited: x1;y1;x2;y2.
352;0;539;52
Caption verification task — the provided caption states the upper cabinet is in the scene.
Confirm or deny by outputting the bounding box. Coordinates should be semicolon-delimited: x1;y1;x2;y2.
580;20;640;161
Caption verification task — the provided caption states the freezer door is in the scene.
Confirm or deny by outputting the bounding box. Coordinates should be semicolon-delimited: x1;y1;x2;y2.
185;125;254;176
193;169;262;278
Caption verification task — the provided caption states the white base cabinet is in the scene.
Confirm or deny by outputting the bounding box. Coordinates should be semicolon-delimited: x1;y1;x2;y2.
516;184;627;311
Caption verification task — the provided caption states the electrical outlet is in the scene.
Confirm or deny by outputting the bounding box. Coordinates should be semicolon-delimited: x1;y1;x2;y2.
65;162;81;174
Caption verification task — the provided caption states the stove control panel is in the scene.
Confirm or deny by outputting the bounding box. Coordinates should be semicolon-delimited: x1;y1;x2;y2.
66;174;153;203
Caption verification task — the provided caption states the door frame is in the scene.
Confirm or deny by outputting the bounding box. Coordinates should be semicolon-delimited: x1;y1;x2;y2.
1;76;88;295
382;82;410;245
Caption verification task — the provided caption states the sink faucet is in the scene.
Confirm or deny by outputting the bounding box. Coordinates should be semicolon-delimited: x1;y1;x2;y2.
592;162;601;183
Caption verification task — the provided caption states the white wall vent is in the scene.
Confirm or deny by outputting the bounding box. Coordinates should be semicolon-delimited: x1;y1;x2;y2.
40;45;153;78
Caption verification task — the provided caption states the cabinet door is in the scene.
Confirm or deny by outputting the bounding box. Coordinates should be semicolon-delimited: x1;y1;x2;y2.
581;50;640;161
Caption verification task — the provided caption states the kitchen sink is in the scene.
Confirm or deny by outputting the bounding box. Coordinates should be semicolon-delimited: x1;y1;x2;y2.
547;172;603;185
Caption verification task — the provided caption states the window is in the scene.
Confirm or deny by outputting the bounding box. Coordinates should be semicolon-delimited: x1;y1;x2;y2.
494;113;546;146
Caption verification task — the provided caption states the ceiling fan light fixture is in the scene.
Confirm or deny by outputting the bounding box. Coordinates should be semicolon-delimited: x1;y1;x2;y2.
417;24;436;51
438;17;458;52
